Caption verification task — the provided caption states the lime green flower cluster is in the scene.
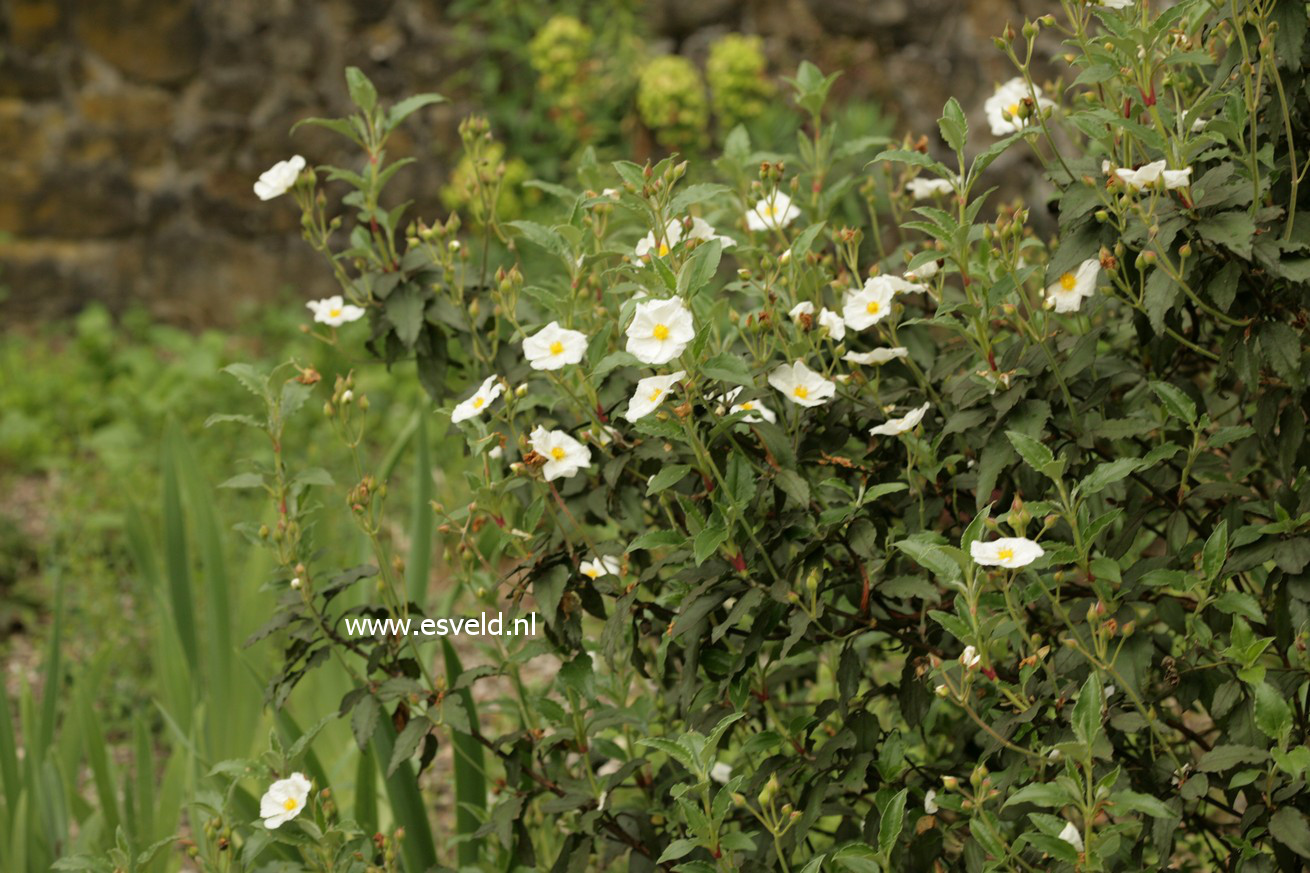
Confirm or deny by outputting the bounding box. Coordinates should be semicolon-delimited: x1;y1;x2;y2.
439;141;534;224
636;55;710;152
528;15;596;142
706;34;775;131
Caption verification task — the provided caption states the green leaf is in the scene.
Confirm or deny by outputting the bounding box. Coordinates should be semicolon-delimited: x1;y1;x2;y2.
387;93;445;129
1202;520;1228;580
1072;673;1101;747
1254;682;1292;744
1196;210;1255;258
647;464;693;495
678;239;722;297
938;98;968;154
386;285;427;349
1259;322;1302;384
628;530;688;552
218;472;266;490
895;539;963;582
1006;430;1062;479
694;522;729;565
1149;381;1197;424
345;67;378;113
351;695;380;750
1077;458;1144;497
1196;744;1268;772
388;717;430;777
701;353;754;387
1112;790;1176;819
877;788;908;857
1002;782;1076;809
1271;807;1310;859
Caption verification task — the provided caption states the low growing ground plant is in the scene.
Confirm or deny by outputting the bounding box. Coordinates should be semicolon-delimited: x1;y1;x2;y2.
65;1;1310;871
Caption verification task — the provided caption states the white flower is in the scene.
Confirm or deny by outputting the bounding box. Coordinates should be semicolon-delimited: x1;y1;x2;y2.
626;297;695;365
710;762;733;784
306;295;366;326
768;361;836;408
817;308;846;342
843;276;921;331
489;445;504;459
623;371;685;422
788;301;815;320
529;426;593;481
905;259;940;281
1098;0;1133;8
960;646;981;670
845;347;909;366
984;78;1054;137
523;322;588;371
635;220;683;259
1045;259;1100;313
1115;160;1192;191
254;155;306;201
580;555;621;579
1058;822;1085;853
746;190;801;231
869;402;931;436
907;178;954;199
581;425;619;447
260;773;311;829
924;789;939;814
452;376;504;424
721;388;778;424
969;537;1045;569
687;217;736;248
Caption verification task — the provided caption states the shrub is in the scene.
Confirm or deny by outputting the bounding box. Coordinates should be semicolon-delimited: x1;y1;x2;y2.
174;1;1310;871
707;34;776;133
637;55;712;153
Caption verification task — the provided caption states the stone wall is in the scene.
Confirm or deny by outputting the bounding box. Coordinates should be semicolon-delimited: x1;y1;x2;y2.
0;0;1039;326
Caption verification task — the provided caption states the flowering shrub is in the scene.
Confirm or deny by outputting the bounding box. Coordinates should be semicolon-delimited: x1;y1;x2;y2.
196;1;1310;871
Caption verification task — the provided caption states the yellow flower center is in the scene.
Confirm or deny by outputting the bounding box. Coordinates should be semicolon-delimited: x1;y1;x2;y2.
472;397;485;409
652;323;670;340
583;568;599;579
549;340;564;355
1059;272;1077;291
793;386;809;399
283;797;298;811
550;447;567;461
658;242;670;257
1007;102;1020;117
765;204;778;218
866;300;881;315
997;548;1014;562
647;388;664;403
741;402;754;411
329;308;342;319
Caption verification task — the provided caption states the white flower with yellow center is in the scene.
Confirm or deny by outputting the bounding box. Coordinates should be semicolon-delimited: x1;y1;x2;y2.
626;297;695;365
1045;259;1100;313
868;402;931;436
452;376;504;424
721;388;778;424
623;370;686;422
1058;822;1085;853
907;178;954;200
843;276;920;331
687;217;737;248
254;155;306;201
969;537;1044;568
634;220;684;259
817;308;846;342
580;555;621;580
523;321;588;371
529;426;592;481
768;361;836;408
746;190;801;231
844;347;909;366
260;772;311;829
306;295;366;326
984;78;1054;137
1115;160;1192;191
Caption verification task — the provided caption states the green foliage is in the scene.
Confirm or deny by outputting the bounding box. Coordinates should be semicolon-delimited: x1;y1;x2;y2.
637;56;712;153
707;35;777;133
